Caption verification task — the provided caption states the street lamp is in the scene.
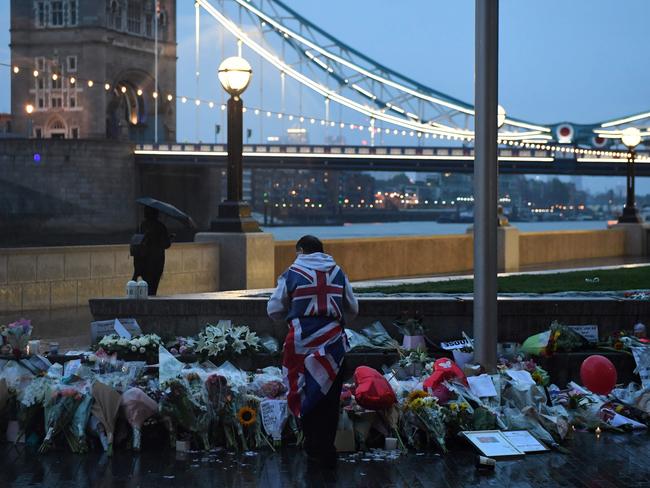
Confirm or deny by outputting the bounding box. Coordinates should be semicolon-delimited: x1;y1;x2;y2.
211;56;261;232
25;104;34;138
618;127;642;223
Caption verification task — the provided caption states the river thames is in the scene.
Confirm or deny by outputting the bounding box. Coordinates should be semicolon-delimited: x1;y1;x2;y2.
262;220;612;241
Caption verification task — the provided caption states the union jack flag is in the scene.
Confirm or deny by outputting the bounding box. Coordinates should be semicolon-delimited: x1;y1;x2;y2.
281;264;348;417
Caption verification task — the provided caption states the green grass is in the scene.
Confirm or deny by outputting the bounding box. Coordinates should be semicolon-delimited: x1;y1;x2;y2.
355;266;650;294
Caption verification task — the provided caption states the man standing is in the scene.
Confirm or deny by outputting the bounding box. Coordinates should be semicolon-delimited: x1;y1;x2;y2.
267;235;358;468
132;206;171;295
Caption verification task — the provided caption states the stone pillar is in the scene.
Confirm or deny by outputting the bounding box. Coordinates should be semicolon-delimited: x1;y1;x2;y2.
609;222;650;257
497;226;519;273
194;232;275;291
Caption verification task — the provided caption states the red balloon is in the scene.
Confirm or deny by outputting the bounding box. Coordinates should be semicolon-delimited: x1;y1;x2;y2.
580;355;617;395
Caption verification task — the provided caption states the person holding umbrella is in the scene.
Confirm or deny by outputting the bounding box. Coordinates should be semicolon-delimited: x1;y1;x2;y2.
132;206;172;296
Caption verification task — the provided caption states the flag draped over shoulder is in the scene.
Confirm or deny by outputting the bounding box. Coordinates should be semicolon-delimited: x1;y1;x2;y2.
280;261;349;417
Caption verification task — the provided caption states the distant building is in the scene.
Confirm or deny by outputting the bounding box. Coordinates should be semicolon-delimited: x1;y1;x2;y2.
10;0;176;142
0;113;14;137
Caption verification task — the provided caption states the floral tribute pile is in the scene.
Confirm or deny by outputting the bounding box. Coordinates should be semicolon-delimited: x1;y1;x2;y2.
0;318;649;456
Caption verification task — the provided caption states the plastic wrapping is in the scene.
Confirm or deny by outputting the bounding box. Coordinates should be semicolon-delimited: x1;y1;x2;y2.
159;346;185;386
258;335;280;354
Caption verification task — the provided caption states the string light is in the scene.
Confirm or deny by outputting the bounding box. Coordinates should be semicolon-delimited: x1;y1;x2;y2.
1;62;644;157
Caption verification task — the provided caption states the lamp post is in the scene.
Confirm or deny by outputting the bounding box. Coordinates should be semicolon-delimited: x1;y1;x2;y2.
25;104;34;138
211;56;261;232
618;127;642;223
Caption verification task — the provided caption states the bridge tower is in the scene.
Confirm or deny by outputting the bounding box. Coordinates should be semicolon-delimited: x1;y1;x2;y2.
10;0;176;142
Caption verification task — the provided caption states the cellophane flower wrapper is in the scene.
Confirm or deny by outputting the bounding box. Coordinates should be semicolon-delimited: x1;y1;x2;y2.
159;378;210;450
121;387;158;450
65;393;93;453
3;319;33;353
39;387;83;453
362;322;400;350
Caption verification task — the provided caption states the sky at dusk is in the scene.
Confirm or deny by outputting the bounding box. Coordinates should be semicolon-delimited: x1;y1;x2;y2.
1;0;649;194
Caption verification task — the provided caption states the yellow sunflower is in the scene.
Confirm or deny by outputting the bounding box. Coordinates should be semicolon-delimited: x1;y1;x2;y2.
406;389;429;404
237;406;257;427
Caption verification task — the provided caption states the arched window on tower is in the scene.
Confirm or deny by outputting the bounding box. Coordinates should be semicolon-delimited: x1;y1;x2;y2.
109;0;123;30
127;1;143;34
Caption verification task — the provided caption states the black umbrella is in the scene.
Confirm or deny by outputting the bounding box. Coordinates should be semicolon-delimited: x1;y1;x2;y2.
136;197;197;229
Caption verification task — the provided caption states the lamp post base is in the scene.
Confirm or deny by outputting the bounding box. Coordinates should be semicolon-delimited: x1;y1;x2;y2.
618;205;642;224
210;201;262;233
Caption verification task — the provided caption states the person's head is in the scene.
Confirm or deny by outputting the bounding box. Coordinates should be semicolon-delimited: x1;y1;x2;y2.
296;235;323;255
144;206;159;221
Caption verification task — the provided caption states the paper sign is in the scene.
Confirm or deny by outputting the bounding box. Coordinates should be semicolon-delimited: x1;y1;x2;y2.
502;431;549;452
440;338;473;351
463;430;524;457
506;369;536;386
113;319;131;339
91;318;142;342
467;374;498;398
568;325;599;343
260;399;288;440
631;346;650;389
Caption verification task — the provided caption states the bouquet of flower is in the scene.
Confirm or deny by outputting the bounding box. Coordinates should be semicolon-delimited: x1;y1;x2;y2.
97;334;161;361
39;387;83;453
393;316;427;337
2;319;33;357
166;336;198;356
121;387;158;450
195;321;261;360
90;381;122;455
547;321;588;354
64;392;93;453
18;375;55;440
401;390;448;453
159;378;210;450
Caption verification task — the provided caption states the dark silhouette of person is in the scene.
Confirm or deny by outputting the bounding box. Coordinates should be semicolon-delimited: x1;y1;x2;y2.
132;206;171;295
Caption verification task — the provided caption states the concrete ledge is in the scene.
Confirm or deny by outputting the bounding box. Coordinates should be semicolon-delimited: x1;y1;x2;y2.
89;294;650;344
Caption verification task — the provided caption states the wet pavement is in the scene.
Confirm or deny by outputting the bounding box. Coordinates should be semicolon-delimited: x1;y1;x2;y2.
1;431;648;487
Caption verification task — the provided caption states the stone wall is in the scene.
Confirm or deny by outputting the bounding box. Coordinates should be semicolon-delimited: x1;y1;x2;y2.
0;242;219;313
275;235;474;281
275;228;629;281
0;139;138;245
519;229;626;267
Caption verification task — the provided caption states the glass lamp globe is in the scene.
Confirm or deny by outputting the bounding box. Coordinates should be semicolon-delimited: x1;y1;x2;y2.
621;127;641;149
218;56;253;97
497;104;506;129
25;104;34;115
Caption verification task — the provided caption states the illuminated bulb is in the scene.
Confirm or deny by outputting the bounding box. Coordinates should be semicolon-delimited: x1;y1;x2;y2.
167;94;173;101
393;129;398;135
320;120;325;125
181;97;187;103
340;123;345;128
52;73;58;81
254;109;259;115
121;86;127;94
195;99;201;106
25;104;34;115
330;121;335;127
105;83;111;90
409;131;414;136
277;113;282;118
288;115;294;120
359;125;364;131
299;117;305;123
242;107;246;112
208;101;214;108
137;89;143;96
33;70;39;77
385;128;390;134
310;118;315;124
87;80;94;87
152;91;158;99
69;76;76;84
401;130;406;136
266;111;271;117
13;66;19;74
